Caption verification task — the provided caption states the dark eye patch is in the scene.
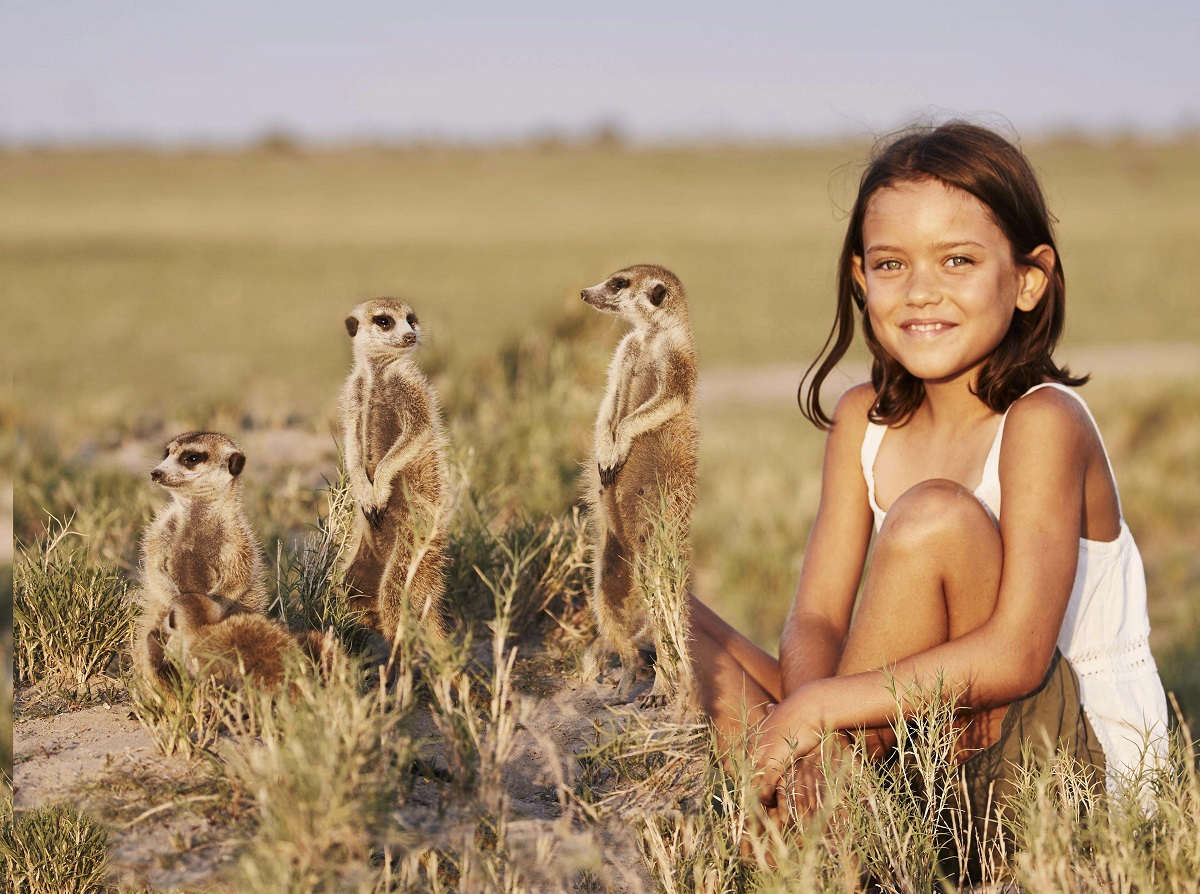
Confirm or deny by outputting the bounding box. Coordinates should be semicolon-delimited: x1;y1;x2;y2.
610;277;629;292
405;312;417;327
182;451;208;466
373;315;394;330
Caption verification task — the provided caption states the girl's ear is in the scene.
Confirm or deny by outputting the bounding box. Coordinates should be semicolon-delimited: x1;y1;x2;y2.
1016;244;1055;311
851;255;867;292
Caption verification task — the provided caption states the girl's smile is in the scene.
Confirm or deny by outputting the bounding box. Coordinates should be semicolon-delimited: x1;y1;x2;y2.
852;178;1052;386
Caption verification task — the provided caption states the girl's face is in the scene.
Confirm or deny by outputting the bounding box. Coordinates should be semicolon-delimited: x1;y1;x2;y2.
853;178;1053;388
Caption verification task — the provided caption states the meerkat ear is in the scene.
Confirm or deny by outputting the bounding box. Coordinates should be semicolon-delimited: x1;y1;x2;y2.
344;316;359;337
228;452;246;478
166;608;177;632
649;282;668;306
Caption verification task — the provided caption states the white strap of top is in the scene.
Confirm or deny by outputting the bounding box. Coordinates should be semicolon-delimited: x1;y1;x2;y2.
860;420;888;522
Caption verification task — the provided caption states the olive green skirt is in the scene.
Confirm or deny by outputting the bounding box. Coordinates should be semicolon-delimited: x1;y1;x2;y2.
953;648;1105;877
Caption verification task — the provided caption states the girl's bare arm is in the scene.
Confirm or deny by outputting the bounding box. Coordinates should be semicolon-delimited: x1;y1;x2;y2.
777;383;875;697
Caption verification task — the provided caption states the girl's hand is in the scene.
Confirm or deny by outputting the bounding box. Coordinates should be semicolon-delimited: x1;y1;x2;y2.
753;698;822;807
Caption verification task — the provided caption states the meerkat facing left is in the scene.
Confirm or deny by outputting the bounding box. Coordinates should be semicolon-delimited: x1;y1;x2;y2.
340;298;452;648
133;432;269;691
580;265;699;704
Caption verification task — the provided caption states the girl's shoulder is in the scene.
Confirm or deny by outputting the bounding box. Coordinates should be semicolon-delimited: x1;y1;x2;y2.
1002;385;1098;448
999;385;1107;485
820;383;877;479
831;382;877;426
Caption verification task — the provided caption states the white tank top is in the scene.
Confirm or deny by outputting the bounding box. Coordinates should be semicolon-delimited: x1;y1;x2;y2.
860;382;1170;792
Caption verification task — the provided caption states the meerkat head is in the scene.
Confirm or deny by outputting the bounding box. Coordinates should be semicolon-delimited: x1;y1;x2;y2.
344;298;421;362
580;265;688;330
151;432;246;499
163;592;226;643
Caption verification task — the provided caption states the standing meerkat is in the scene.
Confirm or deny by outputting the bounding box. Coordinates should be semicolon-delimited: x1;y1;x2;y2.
340;297;452;647
162;592;334;690
133;432;269;690
580;265;699;704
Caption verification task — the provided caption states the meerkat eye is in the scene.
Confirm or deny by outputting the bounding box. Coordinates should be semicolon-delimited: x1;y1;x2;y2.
162;447;170;460
405;313;417;327
610;278;629;292
373;315;394;330
182;452;206;466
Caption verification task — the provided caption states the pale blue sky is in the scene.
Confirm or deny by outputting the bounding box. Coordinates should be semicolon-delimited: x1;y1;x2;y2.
2;0;1197;144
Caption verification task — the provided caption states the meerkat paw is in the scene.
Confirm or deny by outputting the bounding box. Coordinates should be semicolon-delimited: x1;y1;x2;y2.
362;504;386;529
598;457;627;487
596;437;628;484
638;691;670;709
638;671;672;709
580;642;603;684
613;661;639;703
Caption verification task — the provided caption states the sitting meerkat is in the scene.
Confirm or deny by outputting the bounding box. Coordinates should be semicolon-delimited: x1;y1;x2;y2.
133;432;269;691
163;592;335;690
580;265;699;704
340;297;452;648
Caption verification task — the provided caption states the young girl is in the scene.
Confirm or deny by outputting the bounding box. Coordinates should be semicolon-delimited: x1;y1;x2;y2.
689;123;1170;826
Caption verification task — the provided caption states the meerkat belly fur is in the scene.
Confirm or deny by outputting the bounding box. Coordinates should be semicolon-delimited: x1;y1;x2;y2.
580;265;698;703
133;432;269;690
341;298;452;646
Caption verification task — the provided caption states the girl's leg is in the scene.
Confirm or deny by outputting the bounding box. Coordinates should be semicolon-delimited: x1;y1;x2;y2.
835;478;1007;754
689;595;782;742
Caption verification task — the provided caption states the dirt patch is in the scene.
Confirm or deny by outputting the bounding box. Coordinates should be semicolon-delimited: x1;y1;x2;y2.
11;656;673;891
13;701;246;889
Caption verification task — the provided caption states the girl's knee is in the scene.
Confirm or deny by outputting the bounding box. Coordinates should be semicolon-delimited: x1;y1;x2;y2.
878;479;996;551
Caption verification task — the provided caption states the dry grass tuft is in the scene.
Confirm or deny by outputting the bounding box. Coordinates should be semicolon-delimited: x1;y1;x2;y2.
13;518;134;691
0;800;111;894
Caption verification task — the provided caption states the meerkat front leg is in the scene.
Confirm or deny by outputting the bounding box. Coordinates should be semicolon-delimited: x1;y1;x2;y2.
596;350;629;486
605;390;685;482
343;410;379;527
367;427;433;517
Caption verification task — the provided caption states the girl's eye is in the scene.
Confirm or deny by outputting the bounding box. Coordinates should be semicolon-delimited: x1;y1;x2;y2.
875;260;902;271
947;256;973;267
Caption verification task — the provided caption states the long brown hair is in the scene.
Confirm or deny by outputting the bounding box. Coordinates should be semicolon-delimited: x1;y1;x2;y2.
801;122;1087;429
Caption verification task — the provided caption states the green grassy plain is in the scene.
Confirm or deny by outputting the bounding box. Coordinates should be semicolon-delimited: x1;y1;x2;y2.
3;140;1199;418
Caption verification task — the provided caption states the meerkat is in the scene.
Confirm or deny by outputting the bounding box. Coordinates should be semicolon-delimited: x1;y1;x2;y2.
580;265;699;704
340;297;452;649
162;592;336;690
132;432;269;691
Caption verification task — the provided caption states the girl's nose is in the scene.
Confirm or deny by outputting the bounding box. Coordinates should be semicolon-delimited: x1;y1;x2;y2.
904;267;942;307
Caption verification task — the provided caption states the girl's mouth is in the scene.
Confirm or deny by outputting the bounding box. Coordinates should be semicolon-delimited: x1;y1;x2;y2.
901;319;956;336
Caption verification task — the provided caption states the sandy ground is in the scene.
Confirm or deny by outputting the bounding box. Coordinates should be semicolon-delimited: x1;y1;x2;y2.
12;700;242;889
12;658;666;891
